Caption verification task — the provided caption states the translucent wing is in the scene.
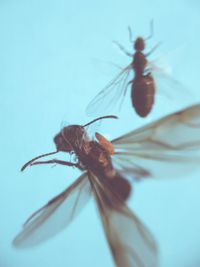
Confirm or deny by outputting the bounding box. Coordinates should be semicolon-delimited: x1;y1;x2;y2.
86;65;132;117
88;172;158;267
112;103;200;179
148;60;192;104
13;172;91;248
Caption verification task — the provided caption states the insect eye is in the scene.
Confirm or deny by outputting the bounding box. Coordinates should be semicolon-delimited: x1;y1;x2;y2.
54;133;73;152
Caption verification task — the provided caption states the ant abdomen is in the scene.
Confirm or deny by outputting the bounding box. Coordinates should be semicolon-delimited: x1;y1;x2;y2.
131;75;155;117
111;175;131;202
101;174;131;208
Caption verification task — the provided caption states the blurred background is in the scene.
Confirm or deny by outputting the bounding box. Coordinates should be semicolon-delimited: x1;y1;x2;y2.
1;0;200;266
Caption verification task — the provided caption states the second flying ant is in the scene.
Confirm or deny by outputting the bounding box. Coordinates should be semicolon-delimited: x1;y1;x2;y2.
13;103;200;267
86;22;177;118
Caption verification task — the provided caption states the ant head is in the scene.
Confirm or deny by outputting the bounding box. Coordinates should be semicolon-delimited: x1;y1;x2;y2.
54;115;118;152
134;37;145;51
54;125;86;153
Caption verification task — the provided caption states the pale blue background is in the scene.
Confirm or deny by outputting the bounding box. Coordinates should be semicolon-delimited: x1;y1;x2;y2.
1;0;200;266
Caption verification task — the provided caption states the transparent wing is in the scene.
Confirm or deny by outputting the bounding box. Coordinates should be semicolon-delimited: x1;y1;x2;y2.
88;172;158;267
13;172;91;248
86;65;132;117
112;103;200;179
148;60;192;104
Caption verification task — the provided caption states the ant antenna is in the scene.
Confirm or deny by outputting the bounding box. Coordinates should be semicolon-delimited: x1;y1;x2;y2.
128;26;133;43
83;115;118;128
145;19;154;41
21;151;58;172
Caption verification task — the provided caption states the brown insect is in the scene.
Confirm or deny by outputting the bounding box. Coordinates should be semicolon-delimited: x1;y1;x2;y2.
86;22;179;118
13;104;200;267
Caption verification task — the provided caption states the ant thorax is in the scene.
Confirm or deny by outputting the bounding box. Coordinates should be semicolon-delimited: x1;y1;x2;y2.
133;51;147;77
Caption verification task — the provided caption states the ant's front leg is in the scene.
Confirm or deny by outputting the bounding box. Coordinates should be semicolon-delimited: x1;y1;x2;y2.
30;159;80;168
113;41;132;57
145;42;162;57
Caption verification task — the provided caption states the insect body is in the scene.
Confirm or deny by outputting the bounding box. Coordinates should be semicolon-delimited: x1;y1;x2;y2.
86;23;167;118
131;36;155;116
13;104;200;267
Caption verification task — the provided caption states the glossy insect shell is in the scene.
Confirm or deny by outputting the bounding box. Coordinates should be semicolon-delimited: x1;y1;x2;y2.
131;75;155;117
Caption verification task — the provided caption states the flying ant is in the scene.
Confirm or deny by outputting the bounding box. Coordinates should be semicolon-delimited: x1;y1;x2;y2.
13;103;200;267
86;22;178;118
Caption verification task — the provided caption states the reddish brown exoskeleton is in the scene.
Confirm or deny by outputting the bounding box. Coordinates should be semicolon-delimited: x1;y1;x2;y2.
86;22;180;118
13;104;200;267
130;35;155;117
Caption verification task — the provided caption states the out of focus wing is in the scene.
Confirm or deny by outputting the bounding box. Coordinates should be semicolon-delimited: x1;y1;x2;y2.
86;65;132;117
153;70;191;104
148;60;192;105
88;172;158;267
13;172;91;248
112;103;200;179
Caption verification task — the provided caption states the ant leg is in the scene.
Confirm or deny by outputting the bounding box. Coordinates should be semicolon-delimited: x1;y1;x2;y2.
113;41;132;57
125;80;133;93
118;80;132;110
128;26;133;43
145;19;154;41
30;159;79;168
122;80;132;98
145;41;162;57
